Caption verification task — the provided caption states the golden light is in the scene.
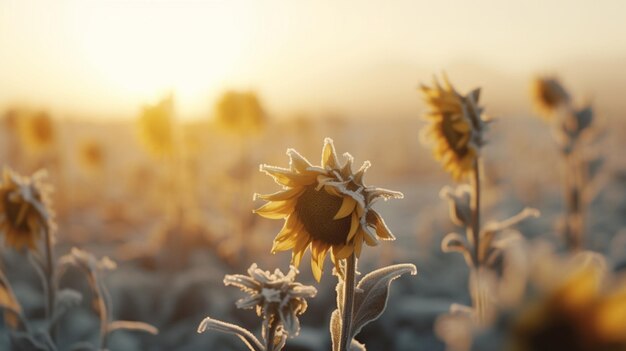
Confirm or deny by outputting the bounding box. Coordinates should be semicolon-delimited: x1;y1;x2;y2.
69;2;255;111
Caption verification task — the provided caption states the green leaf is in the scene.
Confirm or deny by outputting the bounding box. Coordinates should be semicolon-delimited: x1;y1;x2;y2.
350;264;417;339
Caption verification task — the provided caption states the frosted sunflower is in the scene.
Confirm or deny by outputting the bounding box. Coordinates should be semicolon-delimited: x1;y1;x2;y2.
137;95;175;157
254;138;403;281
224;263;317;337
419;76;486;181
0;169;53;251
531;77;570;118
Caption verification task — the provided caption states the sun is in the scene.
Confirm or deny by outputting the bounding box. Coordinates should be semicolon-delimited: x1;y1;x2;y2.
71;2;253;107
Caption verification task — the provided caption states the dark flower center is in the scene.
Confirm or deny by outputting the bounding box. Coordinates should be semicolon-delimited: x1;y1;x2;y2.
3;193;32;233
441;114;469;158
295;186;353;245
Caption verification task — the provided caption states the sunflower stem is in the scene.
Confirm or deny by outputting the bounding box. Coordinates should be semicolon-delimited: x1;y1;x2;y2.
564;150;583;251
339;253;356;351
470;159;481;267
264;316;280;351
42;226;56;341
470;159;486;324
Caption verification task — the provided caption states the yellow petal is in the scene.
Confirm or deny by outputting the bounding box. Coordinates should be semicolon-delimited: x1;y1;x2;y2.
290;233;311;267
346;212;360;242
334;196;356;220
272;231;301;252
321;138;338;168
261;165;317;187
253;200;295;219
272;215;303;243
287;148;312;172
310;241;329;282
354;231;364;257
332;244;353;260
255;187;304;202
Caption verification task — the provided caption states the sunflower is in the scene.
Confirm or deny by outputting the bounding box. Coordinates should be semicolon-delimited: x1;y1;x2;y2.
419;75;486;181
254;138;403;281
137;95;175;157
0;169;53;251
531;77;570;118
510;265;626;351
18;111;56;154
214;90;266;134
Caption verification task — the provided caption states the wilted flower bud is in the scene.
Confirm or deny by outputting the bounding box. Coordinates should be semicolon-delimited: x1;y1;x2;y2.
224;264;317;337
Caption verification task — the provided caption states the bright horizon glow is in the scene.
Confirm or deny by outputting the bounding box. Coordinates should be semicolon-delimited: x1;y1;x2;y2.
1;0;625;120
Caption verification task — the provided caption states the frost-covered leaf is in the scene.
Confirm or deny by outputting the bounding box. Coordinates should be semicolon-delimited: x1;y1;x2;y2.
330;309;341;351
442;233;470;254
479;208;538;264
350;339;366;351
350;264;417;339
442;232;473;267
197;316;264;351
440;186;472;227
108;320;159;335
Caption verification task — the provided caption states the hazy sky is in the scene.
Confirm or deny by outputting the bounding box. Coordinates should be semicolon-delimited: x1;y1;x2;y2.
1;0;625;119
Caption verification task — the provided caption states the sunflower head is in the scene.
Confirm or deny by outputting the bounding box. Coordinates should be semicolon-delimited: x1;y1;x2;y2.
224;264;317;337
419;75;486;181
531;77;571;119
510;266;626;351
18;111;56;154
214;90;266;134
0;169;53;251
254;138;403;281
137;95;175;158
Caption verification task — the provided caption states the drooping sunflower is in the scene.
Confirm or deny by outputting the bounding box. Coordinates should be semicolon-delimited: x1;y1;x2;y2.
254;138;403;281
531;76;571;118
224;263;317;337
0;169;53;251
419;75;486;181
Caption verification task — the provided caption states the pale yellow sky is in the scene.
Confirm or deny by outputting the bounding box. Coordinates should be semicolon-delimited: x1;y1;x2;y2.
1;0;625;119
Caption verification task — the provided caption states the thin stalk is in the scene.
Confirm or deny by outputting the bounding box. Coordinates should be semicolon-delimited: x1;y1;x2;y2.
92;276;110;350
264;317;280;351
564;152;582;251
339;254;356;351
469;159;486;324
470;159;481;266
42;227;56;340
